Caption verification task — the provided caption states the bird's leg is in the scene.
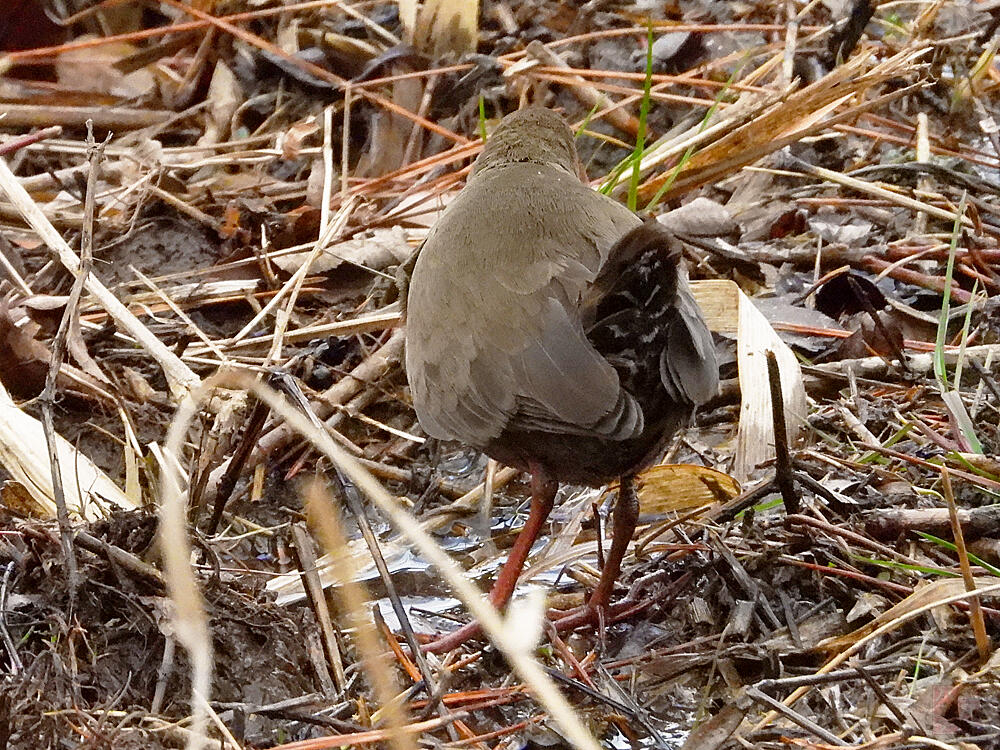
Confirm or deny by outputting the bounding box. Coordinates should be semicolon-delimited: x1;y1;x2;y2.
487;466;558;607
423;465;558;653
587;475;639;612
549;475;641;635
548;476;659;637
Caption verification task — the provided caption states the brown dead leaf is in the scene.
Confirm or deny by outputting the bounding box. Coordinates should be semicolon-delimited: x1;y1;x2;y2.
198;60;242;147
0;300;113;401
679;701;746;750
0;298;52;398
818;577;1000;653
54;36;156;98
280;117;321;160
0;480;52;518
635;463;741;516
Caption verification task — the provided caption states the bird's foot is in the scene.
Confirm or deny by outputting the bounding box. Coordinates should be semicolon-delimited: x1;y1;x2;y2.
550;596;650;633
420;466;559;655
419;595;652;654
420;619;485;654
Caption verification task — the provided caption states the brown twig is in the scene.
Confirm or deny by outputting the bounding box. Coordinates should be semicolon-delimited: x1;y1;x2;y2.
0;126;63;155
766;350;799;514
941;468;992;664
203;394;270;534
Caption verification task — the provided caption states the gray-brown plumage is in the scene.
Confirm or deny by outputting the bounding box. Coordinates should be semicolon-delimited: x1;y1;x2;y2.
404;107;718;650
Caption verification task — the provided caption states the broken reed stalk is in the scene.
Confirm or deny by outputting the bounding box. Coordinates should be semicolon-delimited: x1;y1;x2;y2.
290;522;347;693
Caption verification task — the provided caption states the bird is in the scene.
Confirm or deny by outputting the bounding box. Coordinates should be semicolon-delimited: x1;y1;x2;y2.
403;107;719;652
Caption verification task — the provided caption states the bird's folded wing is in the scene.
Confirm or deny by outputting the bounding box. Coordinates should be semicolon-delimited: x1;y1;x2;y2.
409;295;642;445
660;288;719;405
505;297;644;439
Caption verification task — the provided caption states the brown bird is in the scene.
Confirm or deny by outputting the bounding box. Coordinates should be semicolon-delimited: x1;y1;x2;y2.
404;107;718;651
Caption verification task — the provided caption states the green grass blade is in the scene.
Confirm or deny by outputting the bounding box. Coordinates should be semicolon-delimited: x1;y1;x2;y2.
574;103;601;140
915;532;1000;577
478;96;488;142
850;553;959;578
627;23;655;211
933;192;967;387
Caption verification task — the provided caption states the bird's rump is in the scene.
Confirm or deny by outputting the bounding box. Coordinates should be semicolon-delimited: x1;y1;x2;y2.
586;221;719;408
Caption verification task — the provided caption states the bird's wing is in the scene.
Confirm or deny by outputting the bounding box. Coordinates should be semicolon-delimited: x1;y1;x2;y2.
660;287;719;405
503;296;645;439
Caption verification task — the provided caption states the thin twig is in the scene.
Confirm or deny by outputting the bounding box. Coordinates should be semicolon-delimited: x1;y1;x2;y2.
744;686;849;746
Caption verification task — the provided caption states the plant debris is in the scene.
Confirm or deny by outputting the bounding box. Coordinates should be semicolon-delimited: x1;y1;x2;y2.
0;0;999;748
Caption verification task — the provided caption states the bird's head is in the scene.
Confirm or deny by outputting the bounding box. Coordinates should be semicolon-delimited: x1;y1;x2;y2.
471;107;582;178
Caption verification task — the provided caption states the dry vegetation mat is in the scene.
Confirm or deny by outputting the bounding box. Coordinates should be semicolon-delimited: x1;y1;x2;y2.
0;0;999;748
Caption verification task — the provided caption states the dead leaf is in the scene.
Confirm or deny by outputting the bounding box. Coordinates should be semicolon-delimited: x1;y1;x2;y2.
818;577;1000;653
54;36;156;98
198;60;241;147
280;117;321;160
679;701;746;750
635;463;740;516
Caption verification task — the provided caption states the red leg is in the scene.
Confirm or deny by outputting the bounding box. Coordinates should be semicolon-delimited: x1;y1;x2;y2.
423;467;558;653
550;475;639;633
587;475;638;612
